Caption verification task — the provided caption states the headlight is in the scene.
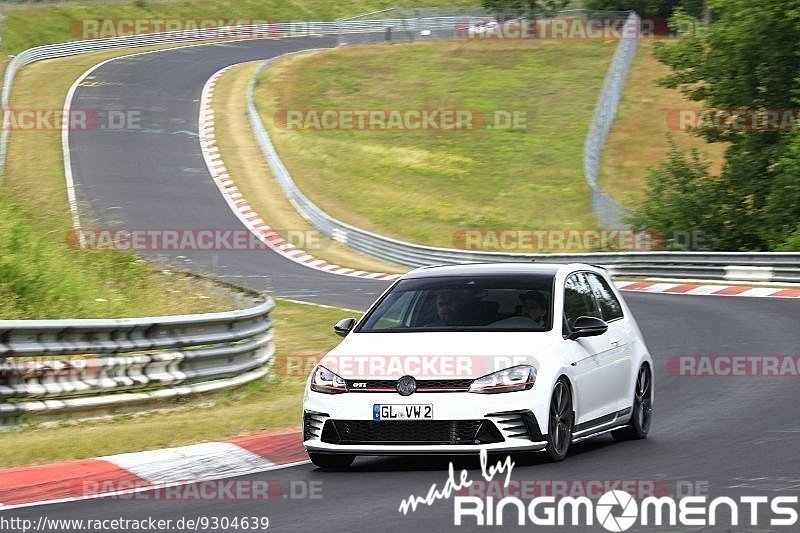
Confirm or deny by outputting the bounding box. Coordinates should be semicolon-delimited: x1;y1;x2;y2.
310;365;348;394
468;365;536;394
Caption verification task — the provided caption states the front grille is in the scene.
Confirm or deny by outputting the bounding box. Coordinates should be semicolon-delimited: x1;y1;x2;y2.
344;379;473;392
418;379;473;391
321;419;503;445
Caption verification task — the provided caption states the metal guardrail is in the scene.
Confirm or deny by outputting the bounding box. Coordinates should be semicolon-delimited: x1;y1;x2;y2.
0;11;793;283
0;297;275;424
583;12;640;228
247;47;800;283
0;20;293;423
0;15;487;178
0;11;795;424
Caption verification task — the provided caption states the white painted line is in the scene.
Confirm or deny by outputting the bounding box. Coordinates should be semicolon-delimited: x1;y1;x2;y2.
276;298;362;314
101;442;273;484
197;63;402;282
60;40;791;302
60;41;283;238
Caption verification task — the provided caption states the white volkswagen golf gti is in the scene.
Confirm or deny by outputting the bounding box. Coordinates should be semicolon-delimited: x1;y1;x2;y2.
303;263;653;468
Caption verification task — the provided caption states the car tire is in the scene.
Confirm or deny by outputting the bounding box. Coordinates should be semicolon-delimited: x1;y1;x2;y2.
544;378;574;462
308;453;356;470
612;364;653;441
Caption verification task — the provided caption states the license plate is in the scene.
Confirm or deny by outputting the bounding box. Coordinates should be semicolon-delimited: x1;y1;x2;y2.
373;404;433;420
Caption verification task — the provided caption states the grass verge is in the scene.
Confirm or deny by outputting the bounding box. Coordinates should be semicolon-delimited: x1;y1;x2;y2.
598;40;727;210
212;61;406;274
2;0;476;54
1;44;248;318
255;40;617;248
0;299;354;469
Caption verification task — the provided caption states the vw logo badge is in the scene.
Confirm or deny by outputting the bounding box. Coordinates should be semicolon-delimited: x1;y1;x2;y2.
396;375;417;396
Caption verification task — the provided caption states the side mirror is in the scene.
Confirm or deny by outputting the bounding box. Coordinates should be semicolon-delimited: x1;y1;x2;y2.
568;316;608;340
333;318;357;338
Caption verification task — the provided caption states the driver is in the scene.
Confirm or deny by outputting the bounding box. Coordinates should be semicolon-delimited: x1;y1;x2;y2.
430;290;466;326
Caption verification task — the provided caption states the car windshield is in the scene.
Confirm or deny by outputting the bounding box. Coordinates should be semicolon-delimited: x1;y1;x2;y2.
357;274;554;332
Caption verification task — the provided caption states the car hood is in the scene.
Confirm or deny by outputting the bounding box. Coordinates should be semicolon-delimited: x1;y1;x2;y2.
320;331;556;380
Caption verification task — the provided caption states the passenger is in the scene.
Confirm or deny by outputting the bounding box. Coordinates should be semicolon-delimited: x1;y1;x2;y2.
489;290;548;329
520;290;548;327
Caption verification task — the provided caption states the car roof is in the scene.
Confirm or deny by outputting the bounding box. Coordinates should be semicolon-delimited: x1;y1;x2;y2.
402;262;598;279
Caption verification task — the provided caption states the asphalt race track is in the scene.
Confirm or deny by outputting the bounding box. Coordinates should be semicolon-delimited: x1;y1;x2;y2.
7;37;800;531
67;36;389;310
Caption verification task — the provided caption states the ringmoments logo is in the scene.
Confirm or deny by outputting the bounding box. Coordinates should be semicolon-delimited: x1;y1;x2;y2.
399;452;799;529
595;491;638;531
453;489;799;529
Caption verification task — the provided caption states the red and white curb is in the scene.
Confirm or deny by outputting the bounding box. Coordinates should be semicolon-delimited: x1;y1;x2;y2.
0;430;306;510
198;68;800;300
615;280;800;298
198;66;401;282
1;278;796;509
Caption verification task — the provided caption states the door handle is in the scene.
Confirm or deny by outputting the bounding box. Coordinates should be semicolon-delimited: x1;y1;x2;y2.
609;337;621;346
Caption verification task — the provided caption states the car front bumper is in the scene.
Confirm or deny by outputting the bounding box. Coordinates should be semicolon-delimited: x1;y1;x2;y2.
302;389;550;455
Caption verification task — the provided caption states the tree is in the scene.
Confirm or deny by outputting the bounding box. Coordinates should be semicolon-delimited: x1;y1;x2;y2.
765;134;800;250
583;0;704;19
631;0;800;250
481;0;571;17
627;140;722;250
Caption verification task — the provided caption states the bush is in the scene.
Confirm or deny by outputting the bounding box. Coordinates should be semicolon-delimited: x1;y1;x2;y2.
627;139;722;250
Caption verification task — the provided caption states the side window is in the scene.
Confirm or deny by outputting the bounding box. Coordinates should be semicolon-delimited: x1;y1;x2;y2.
585;273;624;321
563;273;601;333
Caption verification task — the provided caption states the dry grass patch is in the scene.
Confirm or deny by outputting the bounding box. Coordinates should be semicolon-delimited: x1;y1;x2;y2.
255;39;618;247
598;39;727;210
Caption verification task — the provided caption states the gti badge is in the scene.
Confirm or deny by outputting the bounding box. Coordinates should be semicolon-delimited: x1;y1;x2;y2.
396;375;417;396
